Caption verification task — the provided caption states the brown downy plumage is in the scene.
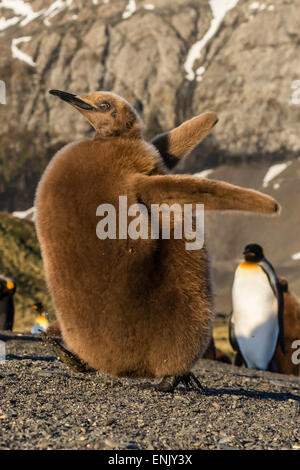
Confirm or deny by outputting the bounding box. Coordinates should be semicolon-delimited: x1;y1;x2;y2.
46;319;62;337
274;278;300;377
36;90;280;390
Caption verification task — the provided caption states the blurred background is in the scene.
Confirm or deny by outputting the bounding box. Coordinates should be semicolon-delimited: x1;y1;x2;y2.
0;0;299;356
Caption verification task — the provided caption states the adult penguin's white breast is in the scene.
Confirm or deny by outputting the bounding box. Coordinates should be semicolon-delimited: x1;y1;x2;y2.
232;262;278;370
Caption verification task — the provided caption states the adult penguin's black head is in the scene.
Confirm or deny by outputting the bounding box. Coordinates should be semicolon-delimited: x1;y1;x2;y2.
31;302;45;314
243;243;264;263
0;276;16;298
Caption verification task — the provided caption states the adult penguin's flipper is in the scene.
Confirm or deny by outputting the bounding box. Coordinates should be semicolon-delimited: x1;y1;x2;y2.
277;281;286;354
229;311;238;351
4;296;14;331
229;312;245;366
234;351;245;367
259;259;286;355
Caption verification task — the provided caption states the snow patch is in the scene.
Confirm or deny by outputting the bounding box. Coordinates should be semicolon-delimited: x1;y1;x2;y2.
11;36;36;67
273;182;280;190
144;4;154;10
0;0;44;27
184;0;239;81
0;15;19;30
0;0;34;17
43;0;73;26
249;2;273;11
292;252;300;261
0;0;73;31
196;66;206;82
193;169;214;178
249;1;259;8
262;162;291;188
122;0;136;19
12;206;36;222
1;1;73;64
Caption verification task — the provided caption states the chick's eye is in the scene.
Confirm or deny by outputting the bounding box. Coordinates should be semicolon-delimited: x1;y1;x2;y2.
98;101;111;112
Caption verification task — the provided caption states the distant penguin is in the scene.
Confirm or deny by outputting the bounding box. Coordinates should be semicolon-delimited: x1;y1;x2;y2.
203;337;231;364
273;278;300;377
0;275;16;331
35;89;279;391
31;302;49;334
230;244;285;371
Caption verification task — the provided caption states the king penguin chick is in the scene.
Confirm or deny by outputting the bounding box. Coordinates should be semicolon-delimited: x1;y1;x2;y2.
31;302;49;334
35;90;280;391
273;278;300;377
0;275;16;331
230;244;285;371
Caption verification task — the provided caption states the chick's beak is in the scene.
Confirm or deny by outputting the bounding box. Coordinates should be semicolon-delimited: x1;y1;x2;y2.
49;90;95;110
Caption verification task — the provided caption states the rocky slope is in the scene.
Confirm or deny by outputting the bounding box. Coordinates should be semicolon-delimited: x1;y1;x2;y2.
0;0;299;310
0;0;299;209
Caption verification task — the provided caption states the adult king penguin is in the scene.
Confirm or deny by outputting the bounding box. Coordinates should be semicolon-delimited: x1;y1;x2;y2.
31;302;49;334
0;275;16;331
230;244;285;371
36;90;280;391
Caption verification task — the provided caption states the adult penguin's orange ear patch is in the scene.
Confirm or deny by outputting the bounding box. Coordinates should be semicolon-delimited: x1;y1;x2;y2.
151;112;218;169
6;280;14;290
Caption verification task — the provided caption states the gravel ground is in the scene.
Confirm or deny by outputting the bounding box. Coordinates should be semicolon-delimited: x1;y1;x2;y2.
0;331;299;450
